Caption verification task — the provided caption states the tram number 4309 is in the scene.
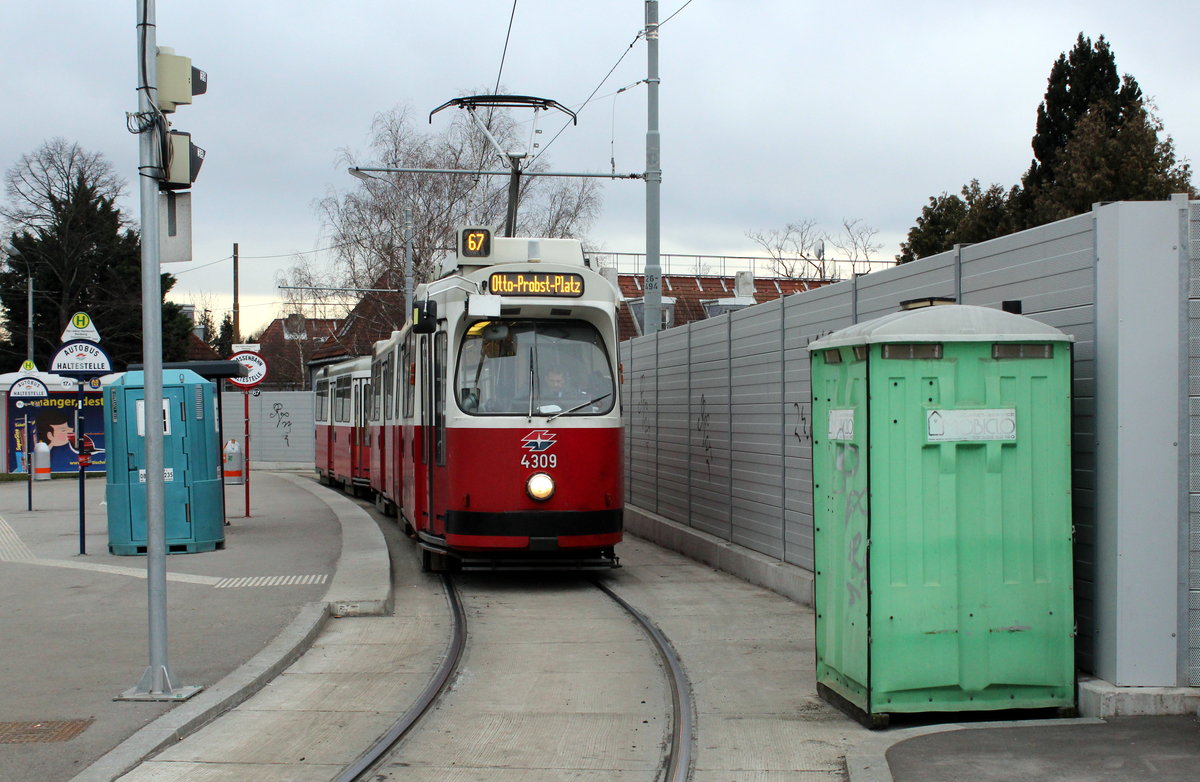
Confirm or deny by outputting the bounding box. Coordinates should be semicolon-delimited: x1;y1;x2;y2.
521;453;558;469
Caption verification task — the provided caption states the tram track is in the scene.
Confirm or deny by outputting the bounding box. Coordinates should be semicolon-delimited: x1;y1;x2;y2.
594;578;696;782
335;572;694;782
333;574;466;782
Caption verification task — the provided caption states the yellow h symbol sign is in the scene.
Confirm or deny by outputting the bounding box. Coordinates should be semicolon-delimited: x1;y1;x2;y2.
73;313;90;329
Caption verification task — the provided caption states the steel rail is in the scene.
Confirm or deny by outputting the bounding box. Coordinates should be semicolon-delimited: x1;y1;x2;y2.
595;579;695;782
335;574;466;782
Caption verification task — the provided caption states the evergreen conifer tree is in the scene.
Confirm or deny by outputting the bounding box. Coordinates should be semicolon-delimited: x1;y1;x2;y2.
898;33;1194;262
0;171;191;368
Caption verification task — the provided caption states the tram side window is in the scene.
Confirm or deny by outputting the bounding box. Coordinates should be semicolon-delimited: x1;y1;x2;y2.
383;356;394;422
434;331;447;465
457;335;484;412
455;319;615;416
315;380;330;423
334;376;351;423
398;347;408;422
371;361;383;422
403;338;414;419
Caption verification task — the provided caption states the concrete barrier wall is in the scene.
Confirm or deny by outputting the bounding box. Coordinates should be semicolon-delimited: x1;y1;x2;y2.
1187;202;1200;688
621;206;1139;678
221;390;313;467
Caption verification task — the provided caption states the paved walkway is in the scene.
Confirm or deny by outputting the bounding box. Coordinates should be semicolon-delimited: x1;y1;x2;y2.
3;472;1198;781
0;470;386;782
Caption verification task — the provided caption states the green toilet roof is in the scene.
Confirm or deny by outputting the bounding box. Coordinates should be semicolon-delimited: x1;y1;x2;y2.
809;304;1074;350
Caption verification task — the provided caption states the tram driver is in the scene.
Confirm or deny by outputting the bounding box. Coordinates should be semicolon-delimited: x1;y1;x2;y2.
543;369;571;401
537;366;611;413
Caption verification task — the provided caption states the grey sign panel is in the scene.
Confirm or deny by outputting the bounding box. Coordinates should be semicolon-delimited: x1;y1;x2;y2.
730;299;782;355
221;391;314;464
856;255;954;320
689;318;730;363
628;353;658;512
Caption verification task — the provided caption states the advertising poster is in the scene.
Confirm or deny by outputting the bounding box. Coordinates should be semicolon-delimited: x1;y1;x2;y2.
6;390;106;473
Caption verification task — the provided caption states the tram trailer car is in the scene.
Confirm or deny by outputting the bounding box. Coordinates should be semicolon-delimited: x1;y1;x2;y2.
316;227;624;571
314;356;372;495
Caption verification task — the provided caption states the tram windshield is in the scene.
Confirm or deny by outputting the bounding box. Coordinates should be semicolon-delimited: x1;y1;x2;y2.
456;319;615;416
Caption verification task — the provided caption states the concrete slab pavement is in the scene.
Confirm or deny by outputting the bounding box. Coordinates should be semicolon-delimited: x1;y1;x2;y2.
850;714;1200;782
6;470;1198;782
0;469;389;782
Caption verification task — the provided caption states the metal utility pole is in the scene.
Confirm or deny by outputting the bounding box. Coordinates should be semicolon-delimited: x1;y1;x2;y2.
643;0;663;335
232;242;240;342
26;278;33;363
504;154;524;237
122;0;198;701
404;207;414;321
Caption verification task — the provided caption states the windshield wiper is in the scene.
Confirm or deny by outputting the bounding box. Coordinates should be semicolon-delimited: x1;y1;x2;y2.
547;392;612;421
527;347;536;419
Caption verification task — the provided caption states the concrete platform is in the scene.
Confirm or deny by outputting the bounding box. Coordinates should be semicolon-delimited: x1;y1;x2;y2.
0;469;387;782
4;475;1198;782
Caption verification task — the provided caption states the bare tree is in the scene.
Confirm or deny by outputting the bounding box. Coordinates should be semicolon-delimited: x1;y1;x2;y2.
746;219;832;279
829;218;882;276
523;175;602;239
282;102;603;341
0;142;192;368
2;138;127;232
748;217;882;279
275;253;354;321
1;140;128;349
183;290;219;344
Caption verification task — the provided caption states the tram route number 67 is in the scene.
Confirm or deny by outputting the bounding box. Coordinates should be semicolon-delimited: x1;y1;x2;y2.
521;453;557;469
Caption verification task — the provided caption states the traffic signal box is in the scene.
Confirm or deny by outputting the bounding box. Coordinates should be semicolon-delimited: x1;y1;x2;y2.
810;304;1076;725
157;47;207;190
104;370;223;555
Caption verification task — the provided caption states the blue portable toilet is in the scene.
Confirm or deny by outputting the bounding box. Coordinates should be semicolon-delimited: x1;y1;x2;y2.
104;370;224;554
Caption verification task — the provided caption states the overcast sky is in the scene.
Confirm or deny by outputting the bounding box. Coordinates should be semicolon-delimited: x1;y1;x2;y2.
3;1;1196;336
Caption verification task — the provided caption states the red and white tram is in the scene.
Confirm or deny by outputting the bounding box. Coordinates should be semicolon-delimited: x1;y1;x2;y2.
318;227;623;570
314;356;372;495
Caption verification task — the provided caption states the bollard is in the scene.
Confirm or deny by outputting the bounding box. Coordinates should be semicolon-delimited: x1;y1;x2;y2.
222;439;244;485
34;441;52;481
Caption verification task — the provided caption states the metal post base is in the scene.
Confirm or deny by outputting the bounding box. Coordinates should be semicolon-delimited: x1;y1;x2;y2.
116;665;204;702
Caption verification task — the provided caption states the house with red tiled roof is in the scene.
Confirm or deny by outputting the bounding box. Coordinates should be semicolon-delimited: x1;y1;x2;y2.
607;269;831;341
186;332;221;361
254;314;342;391
301;266;833;374
307;286;405;374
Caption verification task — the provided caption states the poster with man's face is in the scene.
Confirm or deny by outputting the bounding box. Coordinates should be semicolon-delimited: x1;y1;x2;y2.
7;391;106;473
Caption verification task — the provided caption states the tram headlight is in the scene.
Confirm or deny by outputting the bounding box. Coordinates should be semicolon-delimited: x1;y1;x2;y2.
526;472;555;502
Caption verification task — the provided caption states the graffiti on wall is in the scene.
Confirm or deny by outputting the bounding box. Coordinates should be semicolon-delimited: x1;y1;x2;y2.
695;393;713;480
792;401;811;445
270;401;293;447
832;442;868;606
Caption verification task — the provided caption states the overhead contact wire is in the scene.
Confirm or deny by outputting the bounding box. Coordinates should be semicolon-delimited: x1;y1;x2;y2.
530;0;696;167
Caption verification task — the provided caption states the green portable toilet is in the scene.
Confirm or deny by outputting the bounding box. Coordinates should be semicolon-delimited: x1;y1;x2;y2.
810;303;1075;726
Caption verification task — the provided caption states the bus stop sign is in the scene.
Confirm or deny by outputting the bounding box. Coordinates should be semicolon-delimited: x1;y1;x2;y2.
51;340;113;379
